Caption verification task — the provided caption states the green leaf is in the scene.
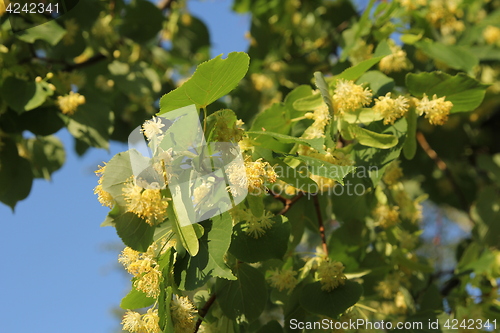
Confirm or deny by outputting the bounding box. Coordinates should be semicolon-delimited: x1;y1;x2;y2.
119;0;164;43
400;33;423;45
174;213;235;290
0;139;34;209
477;153;500;185
284;85;315;118
334;56;385;82
65;98;114;149
101;151;135;207
159;52;250;113
168;202;199;257
246;194;264;218
406;72;488;113
468;45;500;61
229;216;290;263
159;249;175;332
356;70;394;96
347;124;398;149
115;212;156;252
350;117;407;187
0;77;53;113
471;186;500;248
120;285;156;310
159;286;174;333
216;263;267;323
403;109;417;160
16;20;66;45
292;155;356;186
314;72;334;114
292;94;323;111
415;39;478;73
25;135;65;180
250;103;291;134
19;107;65;136
171;15;210;61
342;108;384;124
299;280;363;318
247;131;324;152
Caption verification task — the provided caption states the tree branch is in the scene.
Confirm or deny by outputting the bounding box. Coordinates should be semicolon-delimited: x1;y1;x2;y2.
194;293;216;333
313;194;329;256
277;191;304;215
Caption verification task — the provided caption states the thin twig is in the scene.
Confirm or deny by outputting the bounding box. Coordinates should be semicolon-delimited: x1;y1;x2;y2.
416;131;469;212
194;293;216;333
313;194;329;256
267;188;287;205
278;191;304;215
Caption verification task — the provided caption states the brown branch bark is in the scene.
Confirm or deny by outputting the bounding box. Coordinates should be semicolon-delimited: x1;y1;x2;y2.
194;293;216;333
313;194;329;256
278;191;304;215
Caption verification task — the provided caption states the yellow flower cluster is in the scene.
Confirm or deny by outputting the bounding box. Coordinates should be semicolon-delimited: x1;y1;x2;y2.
303;103;330;139
57;91;85;115
349;40;374;65
171;295;197;333
118;245;161;298
398;0;427;11
267;267;298;293
373;93;410;125
332;79;372;115
395;190;423;223
426;0;465;44
0;1;5;16
93;164;114;208
379;41;412;74
307;149;354;192
246;210;274;238
251;73;274;91
122;308;161;333
226;158;278;196
483;25;500;46
317;259;346;292
141;117;165;141
193;181;212;206
415;93;453;125
382;160;404;187
230;206;275;238
373;204;400;228
123;178;169;226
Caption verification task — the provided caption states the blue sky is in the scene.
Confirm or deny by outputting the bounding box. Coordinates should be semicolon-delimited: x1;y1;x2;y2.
0;1;249;332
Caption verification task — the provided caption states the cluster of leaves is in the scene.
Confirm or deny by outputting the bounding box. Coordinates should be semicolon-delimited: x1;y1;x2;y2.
99;39;496;333
0;0;210;209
